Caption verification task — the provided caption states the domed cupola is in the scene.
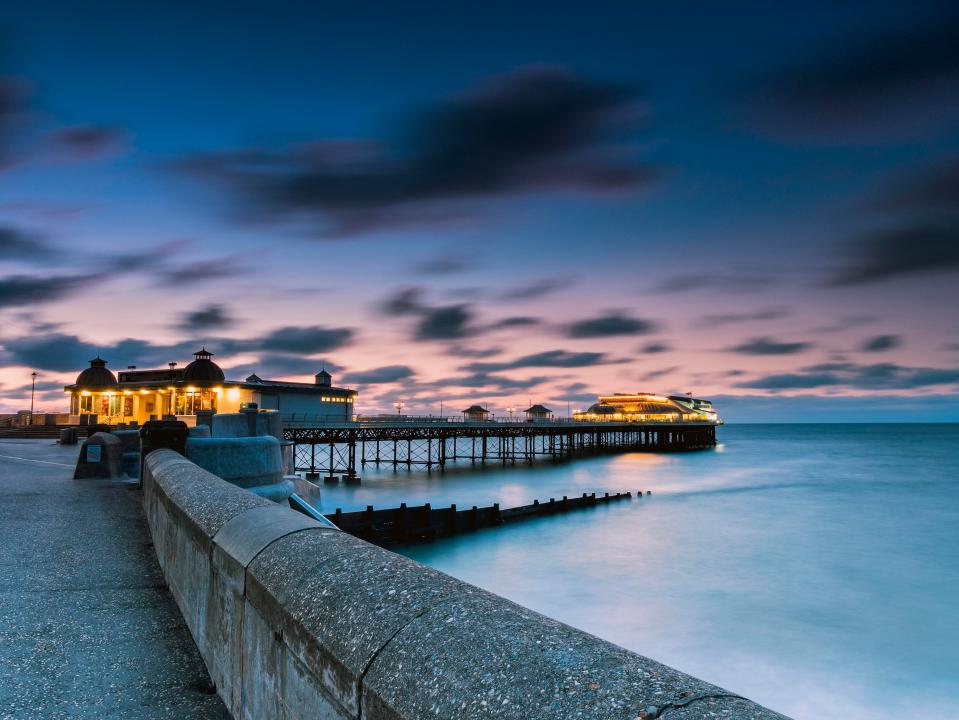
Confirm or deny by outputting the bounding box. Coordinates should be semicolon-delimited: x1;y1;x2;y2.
76;356;118;388
182;348;225;384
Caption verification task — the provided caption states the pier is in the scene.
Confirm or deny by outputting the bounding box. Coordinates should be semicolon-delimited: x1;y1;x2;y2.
284;417;718;479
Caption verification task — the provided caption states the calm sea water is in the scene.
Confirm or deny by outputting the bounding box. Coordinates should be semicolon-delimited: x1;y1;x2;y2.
313;424;959;720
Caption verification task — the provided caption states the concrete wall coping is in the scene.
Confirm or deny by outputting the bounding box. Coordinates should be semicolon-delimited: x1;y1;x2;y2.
212;504;324;567
141;449;790;720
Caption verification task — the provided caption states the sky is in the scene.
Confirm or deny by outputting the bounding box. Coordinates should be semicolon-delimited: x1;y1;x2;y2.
1;0;958;421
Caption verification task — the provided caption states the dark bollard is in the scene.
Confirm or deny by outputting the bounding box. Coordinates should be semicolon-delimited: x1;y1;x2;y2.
139;420;188;482
647;490;652;495
323;475;339;485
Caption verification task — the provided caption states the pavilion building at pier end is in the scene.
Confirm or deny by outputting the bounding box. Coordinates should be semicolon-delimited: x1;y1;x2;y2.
573;393;720;423
64;348;356;425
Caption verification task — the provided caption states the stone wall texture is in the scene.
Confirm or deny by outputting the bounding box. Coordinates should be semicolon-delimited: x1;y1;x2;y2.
142;449;791;720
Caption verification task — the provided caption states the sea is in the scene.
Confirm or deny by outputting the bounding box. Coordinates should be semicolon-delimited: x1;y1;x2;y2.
312;424;959;720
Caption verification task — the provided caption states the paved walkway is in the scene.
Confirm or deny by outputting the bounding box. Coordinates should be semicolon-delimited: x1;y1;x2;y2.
0;439;228;719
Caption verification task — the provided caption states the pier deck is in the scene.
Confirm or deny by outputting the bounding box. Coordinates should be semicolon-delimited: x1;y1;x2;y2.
0;439;227;719
285;418;717;479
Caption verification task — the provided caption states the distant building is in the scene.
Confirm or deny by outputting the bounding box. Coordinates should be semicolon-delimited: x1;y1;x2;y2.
573;393;718;423
524;404;553;422
461;404;490;422
64;348;356;425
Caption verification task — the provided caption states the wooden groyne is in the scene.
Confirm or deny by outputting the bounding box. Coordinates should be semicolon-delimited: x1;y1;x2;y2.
328;490;636;546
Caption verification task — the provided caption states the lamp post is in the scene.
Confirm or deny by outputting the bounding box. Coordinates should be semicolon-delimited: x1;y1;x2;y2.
506;405;515;420
394;400;404;415
30;372;37;424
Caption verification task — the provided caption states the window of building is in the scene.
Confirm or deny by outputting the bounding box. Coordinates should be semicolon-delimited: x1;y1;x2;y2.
174;390;218;415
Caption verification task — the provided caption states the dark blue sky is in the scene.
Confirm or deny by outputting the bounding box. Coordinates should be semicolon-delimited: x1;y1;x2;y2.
1;1;958;419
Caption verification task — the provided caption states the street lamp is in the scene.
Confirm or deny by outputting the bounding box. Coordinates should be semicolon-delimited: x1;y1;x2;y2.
506;405;515;419
394;400;404;415
30;372;37;424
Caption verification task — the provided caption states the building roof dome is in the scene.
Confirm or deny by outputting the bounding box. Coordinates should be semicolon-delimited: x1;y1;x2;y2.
76;356;118;388
182;348;225;384
587;403;617;414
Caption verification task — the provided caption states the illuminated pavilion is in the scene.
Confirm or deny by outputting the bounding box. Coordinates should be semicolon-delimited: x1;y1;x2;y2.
64;349;356;425
573;393;718;423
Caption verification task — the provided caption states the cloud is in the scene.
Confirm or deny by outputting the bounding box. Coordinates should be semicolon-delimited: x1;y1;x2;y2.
259;325;353;354
178;304;234;332
380;286;477;340
860;334;902;352
180;65;655;236
158;254;248;287
446;345;503;359
341;365;415;385
814;315;877;333
489;316;541;329
412;253;476;275
566;312;656;338
868;157;959;213
244;353;335;378
0;226;50;260
641;365;680;381
44;125;125;162
693;307;790;328
0;333;192;372
1;325;354;375
736;362;959;391
453;372;549;391
414;305;472;340
726;337;813;355
640;342;670;354
0;274;97;308
827;225;959;285
752;13;959;142
464;349;612;373
502;276;571;301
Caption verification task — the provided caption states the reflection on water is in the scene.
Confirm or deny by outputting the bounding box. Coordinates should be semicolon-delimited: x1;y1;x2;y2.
314;424;959;720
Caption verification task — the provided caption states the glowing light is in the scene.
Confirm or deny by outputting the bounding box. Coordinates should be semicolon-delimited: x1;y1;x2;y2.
123;390;132;395
80;390;91;397
187;386;197;393
227;388;240;400
139;389;150;394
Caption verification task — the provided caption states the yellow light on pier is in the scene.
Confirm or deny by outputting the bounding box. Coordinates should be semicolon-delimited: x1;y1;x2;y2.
80;390;91;397
227;388;240;400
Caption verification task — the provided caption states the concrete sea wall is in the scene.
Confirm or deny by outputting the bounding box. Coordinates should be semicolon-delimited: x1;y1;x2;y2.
142;448;789;720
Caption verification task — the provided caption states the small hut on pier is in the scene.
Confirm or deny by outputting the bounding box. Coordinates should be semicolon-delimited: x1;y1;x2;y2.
462;405;490;422
524;404;553;422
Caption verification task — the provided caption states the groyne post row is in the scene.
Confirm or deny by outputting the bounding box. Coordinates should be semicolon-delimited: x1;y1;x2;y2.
142;448;787;720
330;491;634;546
287;422;717;478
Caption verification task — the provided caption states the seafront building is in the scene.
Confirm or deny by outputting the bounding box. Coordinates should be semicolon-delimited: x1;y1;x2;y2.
574;393;718;423
64;348;356;425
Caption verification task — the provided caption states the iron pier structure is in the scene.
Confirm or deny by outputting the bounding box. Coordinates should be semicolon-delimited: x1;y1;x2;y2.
285;420;717;479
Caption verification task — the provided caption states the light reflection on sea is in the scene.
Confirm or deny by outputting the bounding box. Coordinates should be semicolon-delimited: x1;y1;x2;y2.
314;424;959;720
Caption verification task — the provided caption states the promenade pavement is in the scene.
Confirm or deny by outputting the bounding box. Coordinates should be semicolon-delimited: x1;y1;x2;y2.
0;439;228;719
